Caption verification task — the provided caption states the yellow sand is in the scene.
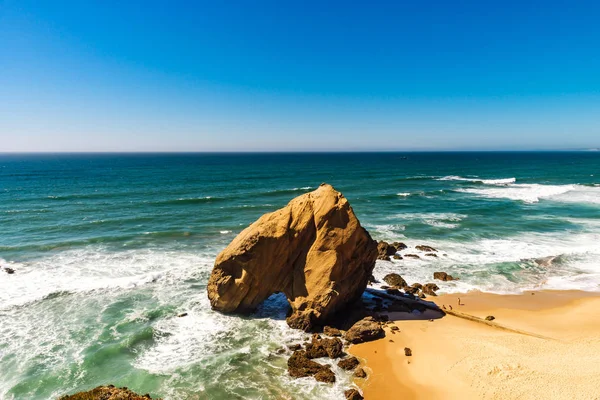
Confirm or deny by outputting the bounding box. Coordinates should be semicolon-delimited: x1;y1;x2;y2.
349;290;600;400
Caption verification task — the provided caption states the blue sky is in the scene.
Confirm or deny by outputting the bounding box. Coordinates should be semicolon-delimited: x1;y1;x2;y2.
1;0;599;151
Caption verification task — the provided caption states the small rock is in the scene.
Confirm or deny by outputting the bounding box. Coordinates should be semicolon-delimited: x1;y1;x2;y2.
485;315;495;321
383;273;407;288
338;356;360;370
4;267;15;274
288;350;335;382
354;367;367;378
305;336;343;359
288;344;302;351
344;317;385;344
422;283;440;296
392;242;408;251
404;347;412;357
433;271;456;281
177;312;188;317
390;326;399;331
425;253;438;257
404;254;420;259
392;254;402;260
323;326;342;337
377;241;397;261
345;389;364;400
416;245;437;252
315;369;336;383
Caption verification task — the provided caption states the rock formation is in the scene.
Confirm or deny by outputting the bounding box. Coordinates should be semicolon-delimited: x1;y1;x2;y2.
59;386;159;400
207;184;378;331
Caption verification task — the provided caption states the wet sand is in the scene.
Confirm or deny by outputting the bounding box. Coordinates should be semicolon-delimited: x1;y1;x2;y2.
349;290;600;400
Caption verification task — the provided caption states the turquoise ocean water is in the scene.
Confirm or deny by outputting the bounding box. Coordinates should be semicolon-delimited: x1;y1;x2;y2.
1;152;599;399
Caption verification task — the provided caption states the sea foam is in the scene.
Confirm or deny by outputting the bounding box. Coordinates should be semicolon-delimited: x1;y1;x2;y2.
458;183;600;204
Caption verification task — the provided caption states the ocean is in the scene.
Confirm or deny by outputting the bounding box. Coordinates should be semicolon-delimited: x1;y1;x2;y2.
1;152;599;400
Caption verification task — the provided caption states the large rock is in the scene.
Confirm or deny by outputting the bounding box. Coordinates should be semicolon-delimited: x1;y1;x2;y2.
60;385;159;400
207;184;378;331
344;317;385;344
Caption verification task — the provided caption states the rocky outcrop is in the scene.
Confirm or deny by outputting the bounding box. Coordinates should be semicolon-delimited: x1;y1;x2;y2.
288;350;336;382
344;317;385;344
382;273;407;288
59;386;159;400
207;184;378;331
433;271;456;281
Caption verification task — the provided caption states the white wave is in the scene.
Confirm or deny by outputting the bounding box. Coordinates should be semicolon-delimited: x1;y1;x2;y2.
387;212;465;229
397;192;411;197
373;230;600;295
438;175;516;185
364;224;406;239
458;183;600;204
219;230;232;234
0;248;213;310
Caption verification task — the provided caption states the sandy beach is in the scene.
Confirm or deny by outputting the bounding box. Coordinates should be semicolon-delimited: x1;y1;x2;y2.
350;290;600;400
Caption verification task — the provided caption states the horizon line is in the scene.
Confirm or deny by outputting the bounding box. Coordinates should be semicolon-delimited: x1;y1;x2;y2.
0;149;599;155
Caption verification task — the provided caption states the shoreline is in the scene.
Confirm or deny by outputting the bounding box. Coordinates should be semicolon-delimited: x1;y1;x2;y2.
349;290;600;400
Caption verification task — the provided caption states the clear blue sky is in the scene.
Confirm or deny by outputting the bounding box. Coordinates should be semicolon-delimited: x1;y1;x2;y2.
1;0;599;152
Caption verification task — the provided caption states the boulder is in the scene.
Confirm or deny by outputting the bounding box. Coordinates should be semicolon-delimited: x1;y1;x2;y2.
288;350;335;382
59;385;159;400
344;317;385;344
345;389;364;400
207;184;378;331
404;254;420;259
485;315;495;321
404;347;412;356
425;253;438;258
377;241;397;261
422;283;439;296
382;273;407;288
416;245;437;252
338;356;360;370
4;267;15;274
433;271;456;281
305;335;343;359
